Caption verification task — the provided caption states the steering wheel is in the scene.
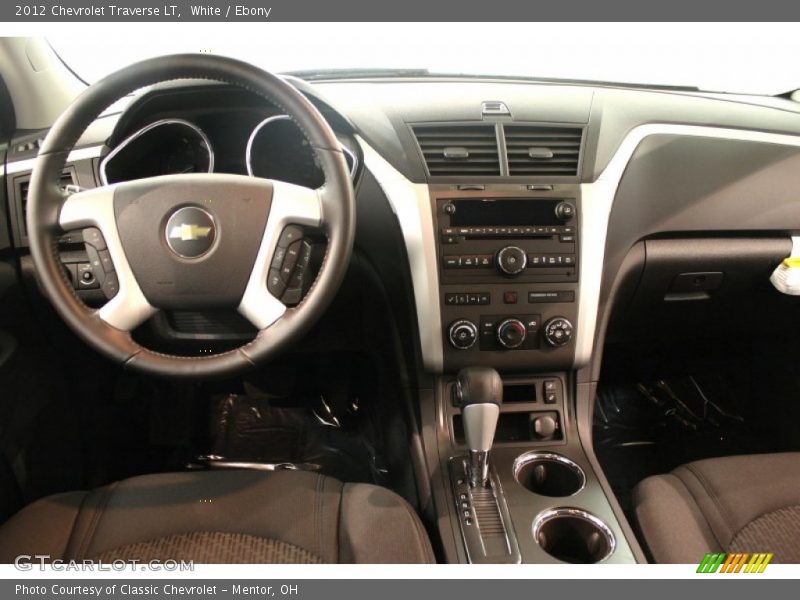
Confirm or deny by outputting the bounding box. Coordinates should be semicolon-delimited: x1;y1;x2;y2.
27;55;355;379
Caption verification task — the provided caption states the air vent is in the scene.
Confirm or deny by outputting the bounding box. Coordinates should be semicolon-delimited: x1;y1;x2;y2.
504;125;583;176
18;172;75;235
412;124;500;177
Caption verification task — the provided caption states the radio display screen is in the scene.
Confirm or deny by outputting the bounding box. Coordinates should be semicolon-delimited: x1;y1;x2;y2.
449;198;562;226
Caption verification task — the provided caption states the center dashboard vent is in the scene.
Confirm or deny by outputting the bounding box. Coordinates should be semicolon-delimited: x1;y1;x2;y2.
504;125;583;176
412;124;501;177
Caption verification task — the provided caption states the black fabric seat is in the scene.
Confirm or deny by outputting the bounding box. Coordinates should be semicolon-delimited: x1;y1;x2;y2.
0;470;435;564
633;452;800;563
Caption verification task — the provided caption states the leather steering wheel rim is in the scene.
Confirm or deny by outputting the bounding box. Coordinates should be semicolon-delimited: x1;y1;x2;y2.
27;54;355;379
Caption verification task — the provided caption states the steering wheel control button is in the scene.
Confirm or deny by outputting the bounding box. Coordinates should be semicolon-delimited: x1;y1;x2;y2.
277;225;303;248
281;240;303;281
101;272;119;299
448;320;478;350
554;201;576;221
82;227;107;250
543;317;574;347
282;287;302;305
268;268;287;297
76;263;99;289
98;250;115;273
165;206;216;259
497;318;527;349
270;246;287;269
497;246;527;276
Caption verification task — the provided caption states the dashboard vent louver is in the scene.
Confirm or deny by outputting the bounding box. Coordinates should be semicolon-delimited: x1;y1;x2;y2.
412;124;501;177
18;172;75;235
504;125;583;176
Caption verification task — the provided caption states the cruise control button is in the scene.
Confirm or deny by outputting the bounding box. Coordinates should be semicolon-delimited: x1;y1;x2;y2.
82;227;106;250
98;250;115;273
101;271;119;298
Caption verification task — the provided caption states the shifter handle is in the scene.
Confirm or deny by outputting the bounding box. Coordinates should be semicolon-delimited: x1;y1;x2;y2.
456;367;503;407
456;367;503;487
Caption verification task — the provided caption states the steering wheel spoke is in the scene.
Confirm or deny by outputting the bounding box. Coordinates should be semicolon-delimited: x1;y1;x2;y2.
59;186;157;331
238;180;323;329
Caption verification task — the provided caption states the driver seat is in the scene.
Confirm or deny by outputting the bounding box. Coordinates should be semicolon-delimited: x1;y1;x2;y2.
0;470;435;564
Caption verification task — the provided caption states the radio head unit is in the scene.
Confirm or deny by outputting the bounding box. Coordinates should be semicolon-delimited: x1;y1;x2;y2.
433;190;580;372
448;198;565;227
438;197;578;283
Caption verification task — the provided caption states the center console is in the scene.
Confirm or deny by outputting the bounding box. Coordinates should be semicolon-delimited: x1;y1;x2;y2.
433;186;580;372
360;140;641;564
424;186;639;564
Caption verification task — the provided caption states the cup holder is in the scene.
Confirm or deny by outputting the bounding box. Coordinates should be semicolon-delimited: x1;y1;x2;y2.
533;508;616;563
513;452;586;497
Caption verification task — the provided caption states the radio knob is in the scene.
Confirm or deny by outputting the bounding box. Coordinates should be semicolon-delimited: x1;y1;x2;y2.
555;201;576;221
496;246;527;276
543;317;573;347
448;319;478;350
497;318;527;349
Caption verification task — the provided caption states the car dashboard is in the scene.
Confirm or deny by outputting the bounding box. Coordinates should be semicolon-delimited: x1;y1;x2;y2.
5;74;800;564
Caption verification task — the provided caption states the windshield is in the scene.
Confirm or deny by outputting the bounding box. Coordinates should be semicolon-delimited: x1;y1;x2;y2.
49;23;800;95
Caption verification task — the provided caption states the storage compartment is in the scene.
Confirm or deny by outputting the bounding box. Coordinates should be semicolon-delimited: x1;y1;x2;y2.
453;411;562;444
503;383;537;403
533;508;615;563
608;237;797;344
514;452;585;497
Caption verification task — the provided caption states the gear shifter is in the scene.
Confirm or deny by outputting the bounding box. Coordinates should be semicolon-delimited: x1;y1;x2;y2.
455;367;502;487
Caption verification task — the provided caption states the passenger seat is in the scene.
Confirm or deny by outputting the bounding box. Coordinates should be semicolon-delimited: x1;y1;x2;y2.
633;453;800;563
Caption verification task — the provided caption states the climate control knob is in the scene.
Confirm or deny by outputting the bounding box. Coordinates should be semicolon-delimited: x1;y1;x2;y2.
496;246;527;276
497;318;527;349
543;317;573;347
448;319;478;350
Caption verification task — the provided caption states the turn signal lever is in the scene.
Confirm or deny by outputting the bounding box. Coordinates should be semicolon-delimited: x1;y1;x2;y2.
455;367;502;487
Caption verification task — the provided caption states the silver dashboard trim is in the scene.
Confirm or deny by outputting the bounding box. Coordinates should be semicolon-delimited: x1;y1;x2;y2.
575;124;800;369
99;118;215;186
237;180;322;330
5;145;106;176
59;184;157;331
246;113;358;180
357;135;444;372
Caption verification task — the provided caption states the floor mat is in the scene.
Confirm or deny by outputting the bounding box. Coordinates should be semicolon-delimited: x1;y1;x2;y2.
204;392;386;484
593;369;787;516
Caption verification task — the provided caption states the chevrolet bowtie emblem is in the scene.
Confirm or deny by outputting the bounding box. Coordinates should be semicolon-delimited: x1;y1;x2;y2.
169;224;213;241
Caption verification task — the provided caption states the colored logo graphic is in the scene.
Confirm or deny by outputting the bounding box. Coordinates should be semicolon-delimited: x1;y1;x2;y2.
697;552;773;573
